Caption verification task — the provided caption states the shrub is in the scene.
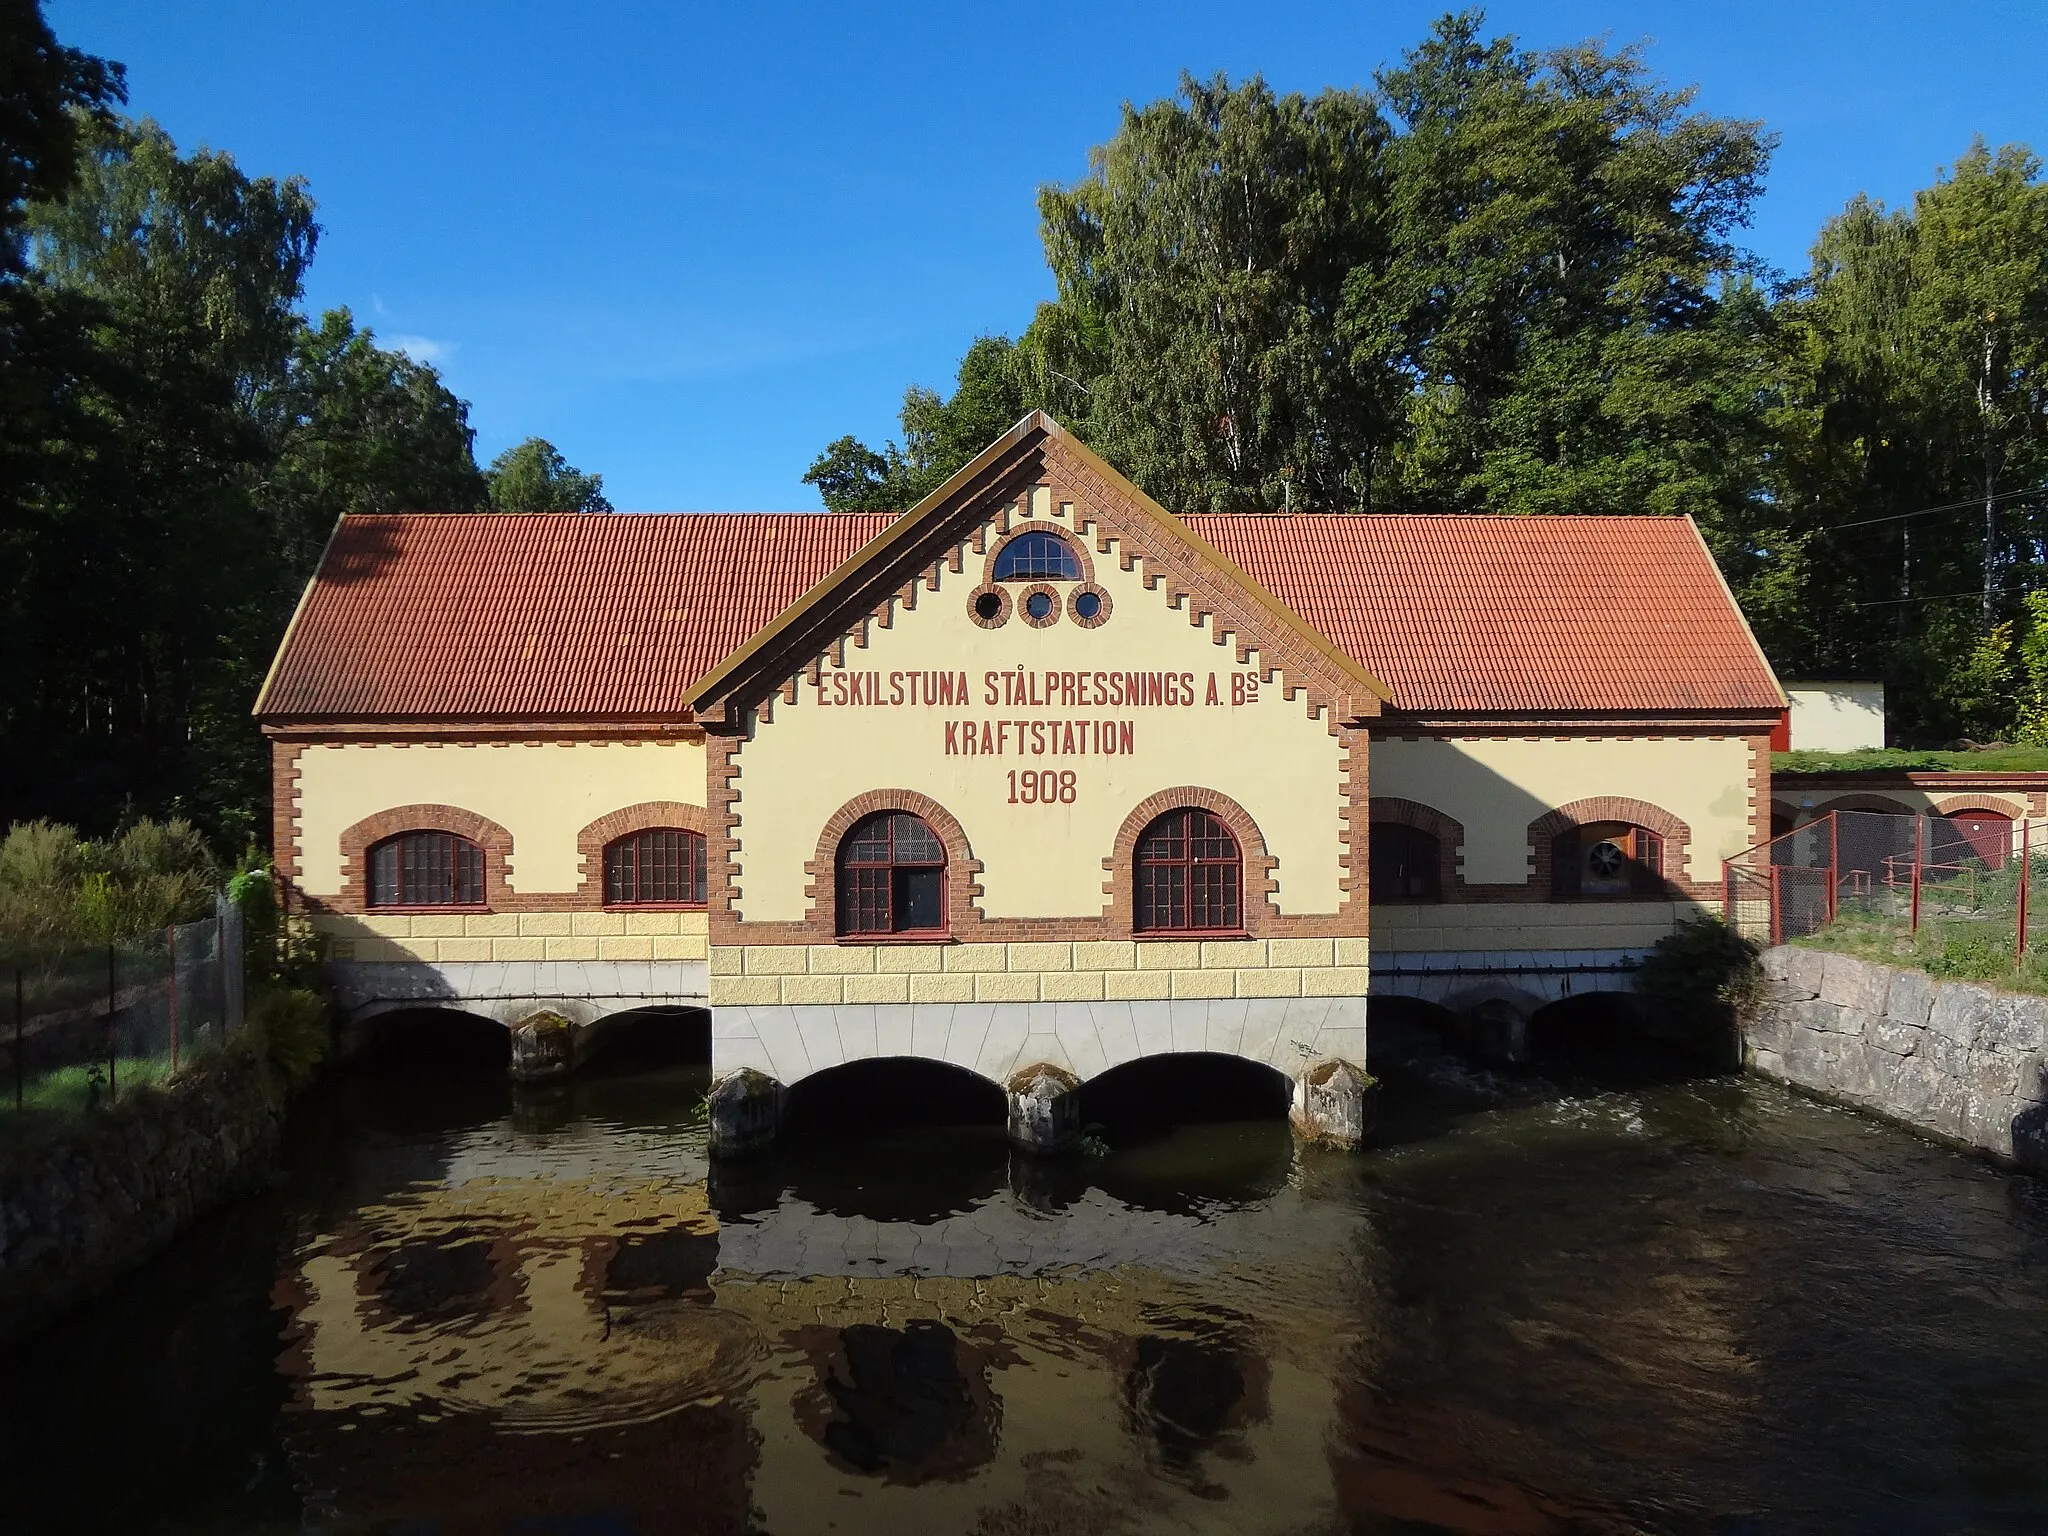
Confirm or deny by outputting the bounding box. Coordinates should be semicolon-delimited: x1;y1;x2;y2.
249;986;331;1089
1634;916;1763;1063
0;817;218;955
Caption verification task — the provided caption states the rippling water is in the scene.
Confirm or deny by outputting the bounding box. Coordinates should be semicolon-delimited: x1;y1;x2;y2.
8;1030;2048;1535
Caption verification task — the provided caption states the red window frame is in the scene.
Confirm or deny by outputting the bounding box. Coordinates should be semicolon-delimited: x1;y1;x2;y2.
1134;808;1243;934
368;830;485;909
603;828;708;908
836;812;948;938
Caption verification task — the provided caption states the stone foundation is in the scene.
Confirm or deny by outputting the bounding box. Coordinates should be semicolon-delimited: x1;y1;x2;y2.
1749;947;2048;1172
0;1047;286;1348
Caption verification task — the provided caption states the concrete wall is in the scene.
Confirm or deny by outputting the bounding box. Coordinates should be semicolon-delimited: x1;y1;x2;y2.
1785;681;1884;752
1749;946;2048;1171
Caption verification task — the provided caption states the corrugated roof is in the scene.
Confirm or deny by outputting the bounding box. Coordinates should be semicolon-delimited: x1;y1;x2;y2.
1187;513;1783;715
257;509;1783;722
256;512;893;719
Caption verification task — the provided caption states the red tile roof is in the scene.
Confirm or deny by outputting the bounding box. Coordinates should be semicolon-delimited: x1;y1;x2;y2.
1186;513;1783;715
257;509;1782;722
257;512;893;720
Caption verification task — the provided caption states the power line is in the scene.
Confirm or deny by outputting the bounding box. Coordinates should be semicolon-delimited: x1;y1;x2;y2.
1849;586;2010;610
1818;486;2043;534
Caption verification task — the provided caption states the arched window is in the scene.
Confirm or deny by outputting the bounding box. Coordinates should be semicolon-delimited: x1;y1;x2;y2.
1370;823;1440;902
1551;822;1664;899
837;812;946;936
993;530;1081;582
1135;808;1242;933
368;830;485;908
604;828;707;906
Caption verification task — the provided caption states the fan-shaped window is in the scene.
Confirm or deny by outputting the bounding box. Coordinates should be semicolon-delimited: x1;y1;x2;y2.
604;829;707;906
837;812;947;936
1370;823;1440;902
993;530;1081;582
1551;822;1664;899
369;831;485;908
1135;808;1242;933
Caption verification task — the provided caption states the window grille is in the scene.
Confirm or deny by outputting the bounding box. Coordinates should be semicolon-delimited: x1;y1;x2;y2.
1135;808;1242;932
604;829;707;906
993;530;1081;582
368;831;485;908
837;812;946;936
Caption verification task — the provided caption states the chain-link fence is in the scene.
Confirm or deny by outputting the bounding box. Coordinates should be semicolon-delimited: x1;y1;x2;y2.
1725;809;2048;958
2;895;245;1132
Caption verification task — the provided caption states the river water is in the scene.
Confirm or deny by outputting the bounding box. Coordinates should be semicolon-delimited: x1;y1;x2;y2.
8;1024;2048;1536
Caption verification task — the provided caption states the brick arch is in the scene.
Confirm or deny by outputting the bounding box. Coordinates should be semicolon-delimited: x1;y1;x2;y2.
1528;796;1695;899
576;801;716;907
1104;788;1280;939
980;521;1098;589
803;790;985;938
1928;795;2025;821
336;804;515;914
1369;797;1466;897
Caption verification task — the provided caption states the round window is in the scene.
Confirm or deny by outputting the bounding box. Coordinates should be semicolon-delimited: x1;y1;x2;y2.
1073;590;1101;620
1025;591;1055;621
973;590;1002;621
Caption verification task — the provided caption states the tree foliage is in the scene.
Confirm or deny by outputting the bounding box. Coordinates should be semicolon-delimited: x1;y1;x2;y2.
485;436;612;512
815;11;2048;748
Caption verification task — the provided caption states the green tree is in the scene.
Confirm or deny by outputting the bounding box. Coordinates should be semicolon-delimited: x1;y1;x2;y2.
486;436;612;512
1353;11;1774;518
1037;73;1394;512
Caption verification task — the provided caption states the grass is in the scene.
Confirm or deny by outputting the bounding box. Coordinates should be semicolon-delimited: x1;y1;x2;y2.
1793;906;2048;992
0;1056;180;1126
1774;746;2048;774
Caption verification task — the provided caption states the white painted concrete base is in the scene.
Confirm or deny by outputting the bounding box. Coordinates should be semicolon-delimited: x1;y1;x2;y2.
329;959;709;1027
1370;949;1645;1016
709;996;1366;1087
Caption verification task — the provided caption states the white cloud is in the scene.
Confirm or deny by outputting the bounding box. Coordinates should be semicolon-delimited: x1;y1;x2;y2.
390;334;454;365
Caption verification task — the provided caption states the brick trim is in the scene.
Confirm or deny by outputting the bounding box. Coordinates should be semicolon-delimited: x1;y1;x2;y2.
800;790;985;941
271;739;307;916
1103;788;1280;939
575;801;715;908
1369;797;1465;902
1528;797;1698;901
330;804;515;915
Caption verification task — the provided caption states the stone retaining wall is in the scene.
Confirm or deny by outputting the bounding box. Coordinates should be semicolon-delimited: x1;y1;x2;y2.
0;1048;284;1348
1749;946;2048;1171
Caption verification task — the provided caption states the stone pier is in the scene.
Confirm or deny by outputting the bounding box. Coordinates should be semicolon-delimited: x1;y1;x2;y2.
1005;1062;1081;1155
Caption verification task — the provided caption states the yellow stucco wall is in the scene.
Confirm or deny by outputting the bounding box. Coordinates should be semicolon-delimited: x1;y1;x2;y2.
1371;735;1756;885
294;740;707;897
729;504;1349;924
310;910;709;964
705;938;1368;1006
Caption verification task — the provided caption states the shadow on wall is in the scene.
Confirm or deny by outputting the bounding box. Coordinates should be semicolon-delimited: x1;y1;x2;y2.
2015;1060;2048;1174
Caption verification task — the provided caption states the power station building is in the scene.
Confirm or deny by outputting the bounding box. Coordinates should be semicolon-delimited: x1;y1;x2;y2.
256;414;1785;1150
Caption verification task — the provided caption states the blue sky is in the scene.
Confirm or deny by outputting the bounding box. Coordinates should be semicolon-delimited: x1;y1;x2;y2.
51;1;2048;511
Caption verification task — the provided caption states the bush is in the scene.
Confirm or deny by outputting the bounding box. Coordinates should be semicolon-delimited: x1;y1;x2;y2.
0;817;218;956
249;986;331;1089
1634;916;1763;1063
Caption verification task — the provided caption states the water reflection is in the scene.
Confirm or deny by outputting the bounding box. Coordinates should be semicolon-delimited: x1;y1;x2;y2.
16;1035;2048;1532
